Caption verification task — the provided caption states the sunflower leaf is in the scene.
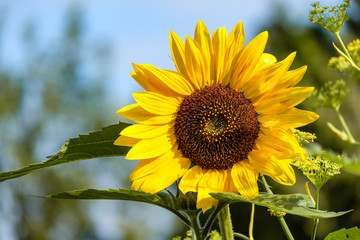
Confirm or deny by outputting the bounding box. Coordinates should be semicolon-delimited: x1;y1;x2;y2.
46;188;175;211
324;227;360;240
0;122;131;182
210;192;352;219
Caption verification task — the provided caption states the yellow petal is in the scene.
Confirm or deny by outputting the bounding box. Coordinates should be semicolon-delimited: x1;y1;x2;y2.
248;151;283;176
125;131;176;160
169;31;188;78
194;20;211;82
255;127;295;159
179;165;203;193
133;91;181;116
270;160;296;185
185;36;209;89
254;87;314;115
243;52;296;101
211;27;229;85
231;160;259;199
130;146;190;180
252;53;277;73
114;135;140;147
223;21;245;86
133;63;193;96
279;129;308;159
230;31;268;91
197;169;233;212
197;188;218;213
260;127;307;160
120;123;172;139
130;150;191;193
228;21;245;61
117;103;175;125
278;65;307;89
259;108;319;129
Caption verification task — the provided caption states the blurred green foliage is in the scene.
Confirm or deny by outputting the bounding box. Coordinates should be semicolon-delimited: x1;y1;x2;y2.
0;5;113;240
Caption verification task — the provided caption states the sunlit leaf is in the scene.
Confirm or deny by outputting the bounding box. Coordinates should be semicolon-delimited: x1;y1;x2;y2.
324;227;360;240
210;192;352;219
0;122;131;182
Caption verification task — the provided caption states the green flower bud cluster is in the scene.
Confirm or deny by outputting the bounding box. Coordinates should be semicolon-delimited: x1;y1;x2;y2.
329;39;360;82
173;230;192;240
290;129;317;146
268;208;286;217
296;153;342;189
208;230;222;240
309;0;350;34
311;79;349;110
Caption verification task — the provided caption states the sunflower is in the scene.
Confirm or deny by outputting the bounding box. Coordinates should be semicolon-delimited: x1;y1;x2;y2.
115;20;319;212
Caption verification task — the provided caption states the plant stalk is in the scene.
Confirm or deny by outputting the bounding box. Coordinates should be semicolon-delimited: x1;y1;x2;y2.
260;174;295;240
189;212;203;240
335;108;357;144
249;203;255;240
311;187;320;240
218;204;234;240
334;31;360;72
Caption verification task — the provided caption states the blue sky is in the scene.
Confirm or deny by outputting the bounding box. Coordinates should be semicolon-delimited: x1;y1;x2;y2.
0;0;324;111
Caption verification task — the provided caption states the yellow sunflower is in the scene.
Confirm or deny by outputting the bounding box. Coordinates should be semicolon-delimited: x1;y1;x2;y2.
115;20;319;212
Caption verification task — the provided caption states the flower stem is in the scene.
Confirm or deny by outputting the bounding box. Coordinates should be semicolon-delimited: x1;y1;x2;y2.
334;31;360;72
218;204;234;240
260;174;295;240
335;108;358;145
188;211;203;240
311;187;320;240
249;204;255;240
234;233;250;240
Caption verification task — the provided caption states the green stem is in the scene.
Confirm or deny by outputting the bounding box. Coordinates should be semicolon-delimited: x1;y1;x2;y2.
234;232;250;240
335;108;357;144
218;204;234;240
260;174;295;240
311;187;320;240
334;31;360;72
203;203;227;237
188;211;203;240
249;204;255;240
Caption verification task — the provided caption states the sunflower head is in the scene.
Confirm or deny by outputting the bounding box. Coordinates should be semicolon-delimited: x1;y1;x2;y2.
115;20;319;212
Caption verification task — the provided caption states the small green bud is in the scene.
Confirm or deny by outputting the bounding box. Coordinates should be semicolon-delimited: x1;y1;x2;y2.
309;0;350;33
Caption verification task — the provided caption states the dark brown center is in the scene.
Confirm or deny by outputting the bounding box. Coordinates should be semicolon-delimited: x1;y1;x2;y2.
174;84;259;170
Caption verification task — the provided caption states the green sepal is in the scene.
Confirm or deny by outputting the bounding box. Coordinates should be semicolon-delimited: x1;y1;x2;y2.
0;122;131;182
324;227;360;239
210;192;352;219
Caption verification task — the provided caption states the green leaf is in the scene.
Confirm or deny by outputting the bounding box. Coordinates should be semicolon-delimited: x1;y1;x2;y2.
46;188;194;226
0;122;131;182
47;188;174;209
210;192;352;219
325;227;360;240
